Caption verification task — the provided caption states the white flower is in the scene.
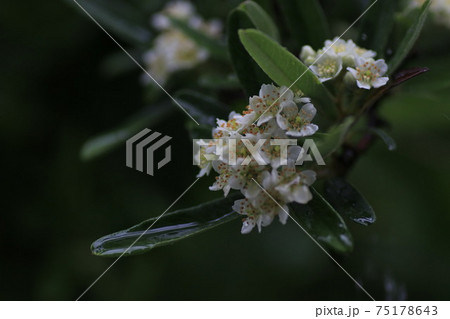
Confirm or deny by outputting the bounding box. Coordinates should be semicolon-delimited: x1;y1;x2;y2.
212;112;244;138
232;193;289;234
324;37;356;57
145;1;223;84
196;83;320;234
143;30;208;84
323;37;375;67
276;101;319;137
151;1;196;30
347;57;389;90
309;51;343;82
272;167;317;204
249;84;295;126
300;45;317;66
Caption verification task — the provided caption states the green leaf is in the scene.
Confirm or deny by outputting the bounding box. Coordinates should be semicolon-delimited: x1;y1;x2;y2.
227;5;273;95
239;1;280;41
198;74;241;90
357;0;399;57
80;103;174;161
175;90;230;126
290;188;353;253
238;29;336;119
168;17;229;62
371;128;397;151
388;0;431;74
91;194;242;257
315;116;354;158
278;0;330;49
66;0;151;44
324;178;376;226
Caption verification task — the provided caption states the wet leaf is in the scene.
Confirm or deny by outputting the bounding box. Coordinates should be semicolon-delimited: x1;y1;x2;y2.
91;194;242;257
290;188;353;253
324;178;376;226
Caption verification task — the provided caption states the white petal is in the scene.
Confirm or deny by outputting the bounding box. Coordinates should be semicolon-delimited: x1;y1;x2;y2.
259;84;275;98
300;170;317;186
291;185;313;204
356;80;371;90
280;101;298;116
242;181;261;199
241;219;255;234
298;124;319;137
278;209;289;225
276;113;289;130
257;112;273;126
300;103;317;122
261;213;274;227
300;45;316;61
372;77;389;88
375;59;388;74
346;67;358;79
279;87;294;101
232;199;246;214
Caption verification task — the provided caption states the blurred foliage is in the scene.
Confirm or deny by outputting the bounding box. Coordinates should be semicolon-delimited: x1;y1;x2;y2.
1;0;449;301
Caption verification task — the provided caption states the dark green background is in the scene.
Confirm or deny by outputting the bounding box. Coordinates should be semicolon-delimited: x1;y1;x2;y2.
1;0;449;300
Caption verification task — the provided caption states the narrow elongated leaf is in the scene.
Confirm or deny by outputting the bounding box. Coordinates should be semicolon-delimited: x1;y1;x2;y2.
371;128;397;151
92;194;242;257
169;17;229;62
80;103;174;161
227;5;273;95
239;1;280;41
290;188;353;253
357;0;398;57
278;0;330;49
238;29;336;119
325;178;376;226
388;0;431;74
175;90;230;126
66;0;151;44
315;117;354;158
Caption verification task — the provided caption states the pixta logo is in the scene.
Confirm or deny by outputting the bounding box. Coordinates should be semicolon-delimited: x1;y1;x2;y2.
126;129;172;176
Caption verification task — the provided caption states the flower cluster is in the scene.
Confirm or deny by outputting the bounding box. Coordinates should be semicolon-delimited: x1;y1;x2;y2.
196;84;319;234
300;37;389;90
143;1;222;84
411;0;450;28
